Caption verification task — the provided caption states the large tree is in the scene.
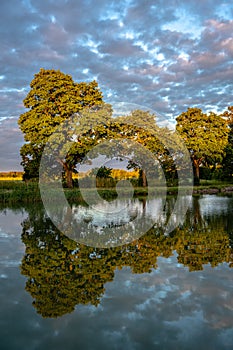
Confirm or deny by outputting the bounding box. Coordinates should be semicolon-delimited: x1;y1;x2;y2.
221;106;233;180
107;110;179;187
176;107;229;185
41;102;113;187
18;68;103;186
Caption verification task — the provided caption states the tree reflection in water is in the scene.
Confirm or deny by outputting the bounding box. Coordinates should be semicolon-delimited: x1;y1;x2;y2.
20;196;233;318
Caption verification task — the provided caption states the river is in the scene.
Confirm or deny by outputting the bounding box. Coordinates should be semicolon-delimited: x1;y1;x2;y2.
1;194;233;350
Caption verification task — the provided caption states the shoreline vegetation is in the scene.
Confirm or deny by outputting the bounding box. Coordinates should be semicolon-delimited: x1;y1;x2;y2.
1;177;233;204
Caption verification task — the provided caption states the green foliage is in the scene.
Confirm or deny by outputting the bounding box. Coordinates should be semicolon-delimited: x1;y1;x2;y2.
221;106;233;180
90;166;112;178
176;107;229;185
18;68;104;186
17;74;233;189
18;73;187;188
108;110;180;186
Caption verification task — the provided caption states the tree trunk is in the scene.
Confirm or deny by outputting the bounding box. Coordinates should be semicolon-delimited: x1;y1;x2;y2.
142;197;146;210
193;159;200;186
142;169;147;187
139;169;147;187
56;158;74;188
66;168;73;188
193;196;202;226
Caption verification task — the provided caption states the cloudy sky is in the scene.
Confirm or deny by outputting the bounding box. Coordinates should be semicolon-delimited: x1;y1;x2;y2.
0;0;233;171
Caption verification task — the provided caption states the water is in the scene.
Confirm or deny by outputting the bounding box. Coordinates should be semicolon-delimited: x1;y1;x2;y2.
1;195;233;350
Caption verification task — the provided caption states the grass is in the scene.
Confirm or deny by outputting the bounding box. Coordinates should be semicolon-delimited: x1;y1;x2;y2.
0;181;163;204
199;179;231;186
194;179;233;191
0;181;41;204
0;178;233;205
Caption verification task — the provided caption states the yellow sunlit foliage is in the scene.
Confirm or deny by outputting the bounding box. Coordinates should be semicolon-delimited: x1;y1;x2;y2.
74;169;139;180
0;172;23;181
111;169;139;179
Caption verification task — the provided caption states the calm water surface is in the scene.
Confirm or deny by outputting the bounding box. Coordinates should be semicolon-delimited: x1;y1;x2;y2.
1;195;233;350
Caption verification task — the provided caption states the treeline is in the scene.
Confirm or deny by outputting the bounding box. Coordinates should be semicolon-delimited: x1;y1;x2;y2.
0;171;23;179
18;68;233;187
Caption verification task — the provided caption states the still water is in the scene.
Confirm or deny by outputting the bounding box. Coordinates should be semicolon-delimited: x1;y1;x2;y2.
1;195;233;350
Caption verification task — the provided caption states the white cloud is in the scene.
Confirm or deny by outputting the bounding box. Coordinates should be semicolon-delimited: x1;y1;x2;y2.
0;0;233;169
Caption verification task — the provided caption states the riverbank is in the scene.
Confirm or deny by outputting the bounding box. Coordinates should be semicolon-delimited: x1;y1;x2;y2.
1;180;233;204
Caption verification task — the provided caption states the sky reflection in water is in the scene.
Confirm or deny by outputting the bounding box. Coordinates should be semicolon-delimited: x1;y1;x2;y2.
0;195;233;350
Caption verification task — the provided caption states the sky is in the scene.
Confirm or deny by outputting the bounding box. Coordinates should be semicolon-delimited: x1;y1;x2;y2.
0;0;233;171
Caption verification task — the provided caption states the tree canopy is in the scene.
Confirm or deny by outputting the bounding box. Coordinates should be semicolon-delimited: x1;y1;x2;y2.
18;68;104;185
18;69;233;186
221;106;233;179
176;107;229;184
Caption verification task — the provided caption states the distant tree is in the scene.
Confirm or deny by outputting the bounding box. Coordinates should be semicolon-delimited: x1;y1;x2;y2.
176;107;229;185
91;166;112;178
221;106;233;180
18;68;103;187
20;143;42;181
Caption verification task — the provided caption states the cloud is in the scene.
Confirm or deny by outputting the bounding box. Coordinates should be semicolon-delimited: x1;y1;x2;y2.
0;117;24;171
3;256;233;349
0;0;233;169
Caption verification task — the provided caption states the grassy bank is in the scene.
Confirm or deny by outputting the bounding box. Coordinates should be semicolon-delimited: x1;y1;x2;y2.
0;181;147;204
1;179;233;204
0;181;41;204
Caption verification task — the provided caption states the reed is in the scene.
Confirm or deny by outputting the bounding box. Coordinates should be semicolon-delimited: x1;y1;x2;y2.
0;181;41;204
